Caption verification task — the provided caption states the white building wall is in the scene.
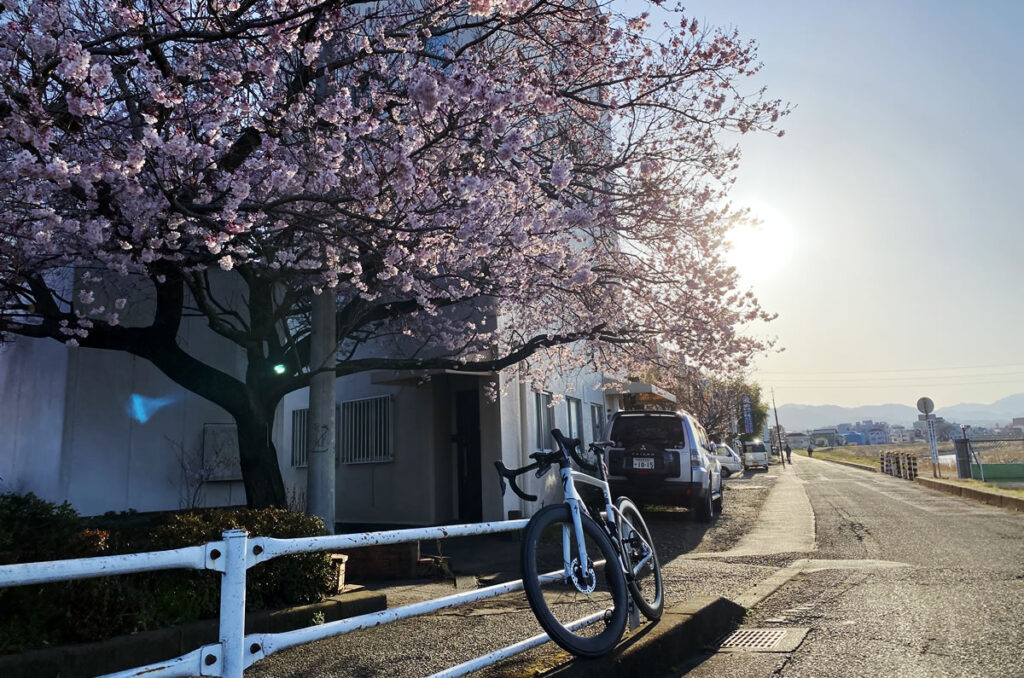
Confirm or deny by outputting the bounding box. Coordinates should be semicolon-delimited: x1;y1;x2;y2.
0;271;252;515
0;338;69;502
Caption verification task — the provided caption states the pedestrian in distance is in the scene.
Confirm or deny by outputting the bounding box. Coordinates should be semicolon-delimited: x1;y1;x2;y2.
785;443;792;464
807;442;814;458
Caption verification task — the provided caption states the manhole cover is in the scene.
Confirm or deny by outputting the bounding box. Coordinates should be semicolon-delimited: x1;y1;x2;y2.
718;627;809;653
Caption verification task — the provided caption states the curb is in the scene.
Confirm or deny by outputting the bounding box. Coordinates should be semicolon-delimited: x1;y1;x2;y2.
915;476;1024;512
0;589;386;678
518;596;744;678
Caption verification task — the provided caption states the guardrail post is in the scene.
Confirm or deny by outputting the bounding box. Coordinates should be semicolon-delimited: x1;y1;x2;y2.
219;529;249;678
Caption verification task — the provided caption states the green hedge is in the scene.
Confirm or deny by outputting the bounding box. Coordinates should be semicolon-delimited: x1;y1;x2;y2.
0;494;334;654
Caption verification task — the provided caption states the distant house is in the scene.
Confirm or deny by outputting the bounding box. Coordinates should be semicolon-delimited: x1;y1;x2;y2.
786;432;810;449
842;431;865;446
865;428;888;445
889;425;913;443
810;428;841;447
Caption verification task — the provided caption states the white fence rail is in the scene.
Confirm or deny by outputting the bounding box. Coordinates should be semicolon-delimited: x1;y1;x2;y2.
0;520;579;678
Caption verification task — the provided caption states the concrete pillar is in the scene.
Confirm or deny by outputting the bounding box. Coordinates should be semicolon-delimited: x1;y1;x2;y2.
306;288;336;533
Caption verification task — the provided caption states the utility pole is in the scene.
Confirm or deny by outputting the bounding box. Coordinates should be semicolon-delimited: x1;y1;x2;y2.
772;388;784;467
307;287;337;533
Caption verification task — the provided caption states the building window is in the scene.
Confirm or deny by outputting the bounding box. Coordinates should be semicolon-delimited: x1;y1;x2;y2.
590;403;605;443
567;397;583;441
535;392;553;450
339;396;393;464
291;404;343;467
291;409;308;467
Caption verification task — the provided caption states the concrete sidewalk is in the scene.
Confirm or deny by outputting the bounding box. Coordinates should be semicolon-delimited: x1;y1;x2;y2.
684;465;815;559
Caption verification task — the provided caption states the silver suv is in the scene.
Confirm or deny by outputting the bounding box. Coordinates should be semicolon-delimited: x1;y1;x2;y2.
603;410;723;521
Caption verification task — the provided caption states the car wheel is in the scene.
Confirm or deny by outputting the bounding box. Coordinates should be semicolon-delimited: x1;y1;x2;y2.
697;488;714;523
721;468;732;478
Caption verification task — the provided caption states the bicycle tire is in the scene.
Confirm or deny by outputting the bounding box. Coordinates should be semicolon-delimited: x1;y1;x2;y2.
521;504;628;657
614;497;664;620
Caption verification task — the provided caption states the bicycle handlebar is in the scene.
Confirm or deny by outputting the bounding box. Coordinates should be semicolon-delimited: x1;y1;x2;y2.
551;429;597;472
494;430;604;503
494;461;539;502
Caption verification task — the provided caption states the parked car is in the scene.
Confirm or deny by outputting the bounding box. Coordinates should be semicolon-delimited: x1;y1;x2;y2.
741;440;770;470
602;410;723;521
713;443;743;477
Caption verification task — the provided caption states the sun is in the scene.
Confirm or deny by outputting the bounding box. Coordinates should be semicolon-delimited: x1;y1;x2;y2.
724;202;796;281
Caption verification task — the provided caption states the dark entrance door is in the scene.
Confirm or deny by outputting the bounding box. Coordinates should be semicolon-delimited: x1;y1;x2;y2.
454;389;483;523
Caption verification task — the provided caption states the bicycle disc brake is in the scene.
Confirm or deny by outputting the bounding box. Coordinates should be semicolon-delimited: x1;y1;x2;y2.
570;557;597;594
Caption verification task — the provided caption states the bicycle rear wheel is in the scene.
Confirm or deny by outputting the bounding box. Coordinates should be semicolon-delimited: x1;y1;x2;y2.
521;504;628;657
615;497;664;620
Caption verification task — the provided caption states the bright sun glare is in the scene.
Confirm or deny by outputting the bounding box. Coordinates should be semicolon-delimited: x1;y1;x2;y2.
724;203;796;281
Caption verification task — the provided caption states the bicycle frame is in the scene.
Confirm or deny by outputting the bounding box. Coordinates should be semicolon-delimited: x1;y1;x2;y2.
559;453;653;588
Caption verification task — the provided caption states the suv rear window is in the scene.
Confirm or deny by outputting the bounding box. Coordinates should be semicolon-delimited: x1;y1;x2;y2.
609;415;686;448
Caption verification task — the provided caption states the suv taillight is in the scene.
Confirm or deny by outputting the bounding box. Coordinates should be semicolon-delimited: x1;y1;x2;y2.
690;451;701;467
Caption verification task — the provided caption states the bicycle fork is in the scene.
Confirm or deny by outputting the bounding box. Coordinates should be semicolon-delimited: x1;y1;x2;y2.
560;467;595;591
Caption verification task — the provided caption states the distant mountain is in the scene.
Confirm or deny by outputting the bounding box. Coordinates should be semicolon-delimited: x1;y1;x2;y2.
776;394;1024;431
937;394;1024;426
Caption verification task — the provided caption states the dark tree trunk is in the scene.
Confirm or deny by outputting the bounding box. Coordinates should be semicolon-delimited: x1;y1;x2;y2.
235;407;288;508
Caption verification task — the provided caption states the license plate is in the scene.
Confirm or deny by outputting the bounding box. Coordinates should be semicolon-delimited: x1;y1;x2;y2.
633;457;655;470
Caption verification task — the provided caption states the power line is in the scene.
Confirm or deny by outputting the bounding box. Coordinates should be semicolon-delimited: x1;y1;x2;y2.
767;380;1024;389
756;362;1024;376
765;371;1024;385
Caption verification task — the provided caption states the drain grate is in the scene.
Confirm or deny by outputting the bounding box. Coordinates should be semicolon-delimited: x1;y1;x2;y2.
720;628;788;649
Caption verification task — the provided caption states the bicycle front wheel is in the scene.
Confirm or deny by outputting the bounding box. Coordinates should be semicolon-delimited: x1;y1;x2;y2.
615;497;664;620
521;504;628;657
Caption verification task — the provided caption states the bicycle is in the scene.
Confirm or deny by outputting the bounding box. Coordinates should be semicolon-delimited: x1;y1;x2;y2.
495;428;664;657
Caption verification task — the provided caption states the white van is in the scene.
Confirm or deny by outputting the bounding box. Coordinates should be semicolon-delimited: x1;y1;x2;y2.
713;443;743;477
741;440;769;471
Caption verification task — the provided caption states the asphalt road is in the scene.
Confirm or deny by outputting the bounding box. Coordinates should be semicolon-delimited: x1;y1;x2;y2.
672;456;1024;678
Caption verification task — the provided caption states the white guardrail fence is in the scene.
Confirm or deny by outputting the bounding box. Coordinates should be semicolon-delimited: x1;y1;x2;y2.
0;519;598;678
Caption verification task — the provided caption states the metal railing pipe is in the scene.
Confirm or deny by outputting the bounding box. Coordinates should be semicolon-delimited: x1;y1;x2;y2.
248;568;566;667
428;611;606;678
0;545;215;588
98;645;219;678
219;530;249;678
250;519;529;564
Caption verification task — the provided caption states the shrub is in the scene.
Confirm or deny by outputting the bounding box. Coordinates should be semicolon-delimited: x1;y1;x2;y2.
0;496;335;654
0;493;84;564
149;508;335;613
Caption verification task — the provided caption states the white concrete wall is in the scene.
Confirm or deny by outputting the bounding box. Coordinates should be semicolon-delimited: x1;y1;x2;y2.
0;338;69;502
502;366;623;515
0;270;253;515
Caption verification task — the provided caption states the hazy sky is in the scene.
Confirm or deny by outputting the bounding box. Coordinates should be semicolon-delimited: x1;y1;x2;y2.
633;0;1024;408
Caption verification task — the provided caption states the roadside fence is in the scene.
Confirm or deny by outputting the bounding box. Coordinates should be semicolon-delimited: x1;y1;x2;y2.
0;519;583;678
879;452;918;480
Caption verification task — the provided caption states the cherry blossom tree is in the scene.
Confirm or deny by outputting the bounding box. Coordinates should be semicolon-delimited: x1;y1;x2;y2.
0;0;787;507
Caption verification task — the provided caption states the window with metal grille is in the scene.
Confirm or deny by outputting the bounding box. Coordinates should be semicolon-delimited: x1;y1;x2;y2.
339;396;393;464
535;392;553;450
566;397;583;441
291;409;308;468
291;404;344;467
